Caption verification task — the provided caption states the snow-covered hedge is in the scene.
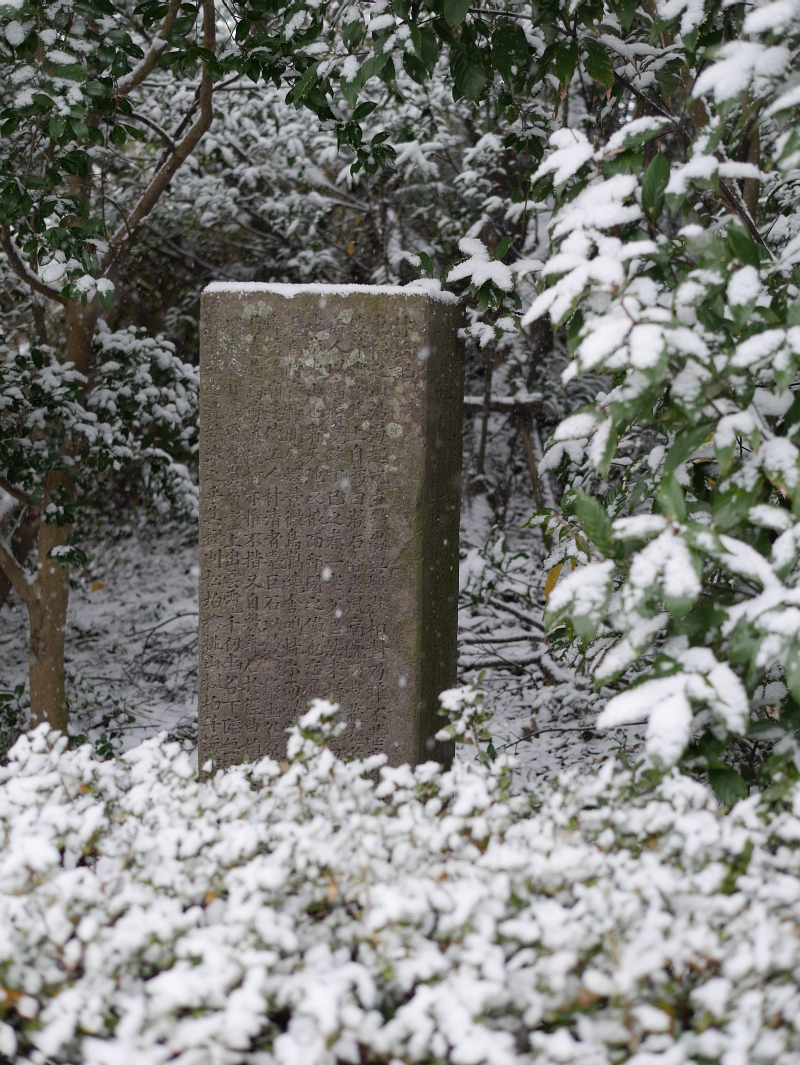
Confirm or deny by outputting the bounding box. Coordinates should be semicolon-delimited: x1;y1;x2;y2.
2;700;800;1065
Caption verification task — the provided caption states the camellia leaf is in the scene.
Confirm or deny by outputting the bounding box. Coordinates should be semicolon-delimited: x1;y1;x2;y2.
727;224;762;267
418;27;439;72
53;63;89;82
574;490;614;556
403;54;428;84
656;474;686;522
642;152;669;221
491;23;529;84
450;47;485;100
663;423;715;476
444;0;470;27
352;101;377;122
492;235;514;260
582;39;614;91
708;766;749;807
553;39;578;89
609;0;636;30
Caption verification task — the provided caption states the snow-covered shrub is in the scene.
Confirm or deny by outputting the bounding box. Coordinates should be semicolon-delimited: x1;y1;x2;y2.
0;327;198;525
2;700;800;1065
525;1;800;787
88;324;199;519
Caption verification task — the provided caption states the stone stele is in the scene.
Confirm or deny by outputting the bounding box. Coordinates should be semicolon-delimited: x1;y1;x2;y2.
199;283;463;768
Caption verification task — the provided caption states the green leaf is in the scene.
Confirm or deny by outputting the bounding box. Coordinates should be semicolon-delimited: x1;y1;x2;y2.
417;251;434;277
574;489;614;555
417;27;438;72
656;474;685;521
60;150;89;178
352;101;377;122
352;52;391;92
403;54;428;84
450;47;485;100
713;481;763;532
492;236;513;261
628;471;654;513
642;152;669;222
48;115;67;140
98;285;115;310
122;124;146;141
582;39;613;91
785;643;800;704
288;61;319;105
728;224;761;267
53;63;89;82
593;419;617;479
110;124;127;147
491;23;529;84
0;183;33;225
609;0;636;30
708;766;749;807
553;39;578;89
342;17;365;49
663;422;715;476
46;544;88;568
444;0;470;27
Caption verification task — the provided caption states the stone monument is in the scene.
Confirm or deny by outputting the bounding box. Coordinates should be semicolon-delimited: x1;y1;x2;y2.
198;283;463;768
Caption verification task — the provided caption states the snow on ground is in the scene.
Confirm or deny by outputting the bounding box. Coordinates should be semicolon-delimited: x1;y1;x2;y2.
0;518;199;755
458;478;643;785
0;447;643;777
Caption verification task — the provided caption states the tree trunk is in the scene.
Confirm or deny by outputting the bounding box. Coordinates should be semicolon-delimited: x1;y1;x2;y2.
23;309;97;731
22;307;97;733
28;490;70;732
65;299;101;377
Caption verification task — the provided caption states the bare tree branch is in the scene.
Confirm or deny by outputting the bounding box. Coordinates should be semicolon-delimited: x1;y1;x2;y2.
0;477;30;506
718;178;768;249
0;507;39;611
0;535;31;606
103;0;216;277
0;227;68;306
128;111;176;152
116;0;182;96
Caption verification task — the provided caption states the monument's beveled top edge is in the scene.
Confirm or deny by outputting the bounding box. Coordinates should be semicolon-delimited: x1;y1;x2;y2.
202;280;459;305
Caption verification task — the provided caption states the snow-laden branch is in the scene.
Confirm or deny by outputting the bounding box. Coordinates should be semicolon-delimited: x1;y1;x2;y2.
0;227;68;306
115;0;182;96
103;0;216;278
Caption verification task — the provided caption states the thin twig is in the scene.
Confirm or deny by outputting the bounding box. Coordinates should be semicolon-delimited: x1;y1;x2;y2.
488;596;544;630
127;112;176;152
460;634;541;645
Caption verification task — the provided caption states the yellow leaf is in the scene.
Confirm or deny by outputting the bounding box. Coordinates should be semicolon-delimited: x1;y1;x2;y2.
544;563;563;602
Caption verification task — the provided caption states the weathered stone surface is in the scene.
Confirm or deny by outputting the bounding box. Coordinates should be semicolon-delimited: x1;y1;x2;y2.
199;284;463;767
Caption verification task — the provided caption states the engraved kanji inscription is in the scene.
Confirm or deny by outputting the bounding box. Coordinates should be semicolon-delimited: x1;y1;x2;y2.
198;285;463;767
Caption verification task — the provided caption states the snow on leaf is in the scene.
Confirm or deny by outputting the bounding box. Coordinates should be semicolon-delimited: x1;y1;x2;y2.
448;238;513;291
530;128;594;188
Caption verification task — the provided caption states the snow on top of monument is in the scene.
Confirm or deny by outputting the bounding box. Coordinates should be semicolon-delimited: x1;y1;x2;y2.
203;280;459;304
